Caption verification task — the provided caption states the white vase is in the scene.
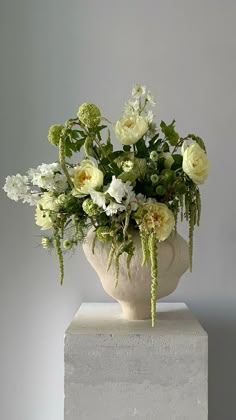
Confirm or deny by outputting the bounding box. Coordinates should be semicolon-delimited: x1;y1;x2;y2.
83;228;189;320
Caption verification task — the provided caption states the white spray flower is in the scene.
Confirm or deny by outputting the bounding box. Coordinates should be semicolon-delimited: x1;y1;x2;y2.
105;202;126;216
106;176;127;203
132;84;146;98
89;190;106;209
3;174;29;201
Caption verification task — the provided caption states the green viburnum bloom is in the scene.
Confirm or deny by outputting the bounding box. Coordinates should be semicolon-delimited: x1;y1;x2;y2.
77;103;101;128
150;151;158;162
48;124;64;146
55;194;67;207
96;226;113;242
82;198;99;217
63;239;73;250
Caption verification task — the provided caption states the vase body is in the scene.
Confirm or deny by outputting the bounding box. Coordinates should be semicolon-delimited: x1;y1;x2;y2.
83;228;189;320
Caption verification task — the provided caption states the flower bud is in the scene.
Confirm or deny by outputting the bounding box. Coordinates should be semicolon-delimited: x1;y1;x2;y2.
41;236;52;249
63;239;73;250
150;174;159;184
150;151;158;162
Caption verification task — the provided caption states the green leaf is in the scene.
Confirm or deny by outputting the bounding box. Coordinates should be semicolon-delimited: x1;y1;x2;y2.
135;138;148;158
171;154;183;170
160;120;179;146
188;134;206;152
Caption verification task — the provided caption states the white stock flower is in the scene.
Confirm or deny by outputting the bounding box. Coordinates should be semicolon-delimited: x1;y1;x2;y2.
105;202;126;216
182;143;209;184
146;110;154;124
28;163;68;193
146;90;156;106
22;192;40;206
132;84;146;98
90;190;106;209
114;114;149;145
106;176;127;203
3;174;29;201
72;160;103;195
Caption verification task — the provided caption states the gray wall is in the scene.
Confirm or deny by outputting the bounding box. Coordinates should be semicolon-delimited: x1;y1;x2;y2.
0;1;235;419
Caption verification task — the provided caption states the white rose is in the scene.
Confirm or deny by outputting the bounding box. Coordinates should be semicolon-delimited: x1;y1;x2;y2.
72;160;103;195
182;143;209;184
35;192;59;230
114;114;149;145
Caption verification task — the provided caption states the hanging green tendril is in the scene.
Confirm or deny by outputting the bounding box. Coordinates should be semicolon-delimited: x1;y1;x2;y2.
196;189;201;226
149;232;158;327
107;243;115;272
59;137;74;189
54;225;64;285
188;203;194;272
140;228;149;266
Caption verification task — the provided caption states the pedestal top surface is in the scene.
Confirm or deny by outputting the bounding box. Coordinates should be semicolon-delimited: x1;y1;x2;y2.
66;303;207;337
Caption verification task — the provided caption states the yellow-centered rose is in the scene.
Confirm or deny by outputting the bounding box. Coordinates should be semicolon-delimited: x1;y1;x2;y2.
182;143;209;184
114;114;149;145
72;160;103;195
141;202;175;241
35;192;59;230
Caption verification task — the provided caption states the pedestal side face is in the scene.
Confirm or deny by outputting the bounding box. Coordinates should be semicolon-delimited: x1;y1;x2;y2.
64;303;208;420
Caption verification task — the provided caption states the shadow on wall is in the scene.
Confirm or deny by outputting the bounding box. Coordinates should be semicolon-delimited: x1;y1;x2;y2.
202;318;236;420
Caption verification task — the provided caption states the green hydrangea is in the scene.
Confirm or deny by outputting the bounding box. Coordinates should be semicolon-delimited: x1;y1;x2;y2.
48;124;64;146
77;103;101;128
96;226;113;242
82;198;99;217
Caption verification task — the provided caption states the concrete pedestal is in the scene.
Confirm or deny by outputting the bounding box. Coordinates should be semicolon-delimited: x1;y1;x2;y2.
64;303;208;420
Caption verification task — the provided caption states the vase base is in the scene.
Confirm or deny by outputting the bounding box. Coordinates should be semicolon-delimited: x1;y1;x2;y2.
119;301;151;320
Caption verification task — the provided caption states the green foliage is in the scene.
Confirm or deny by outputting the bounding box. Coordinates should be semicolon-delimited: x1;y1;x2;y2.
160;120;179;146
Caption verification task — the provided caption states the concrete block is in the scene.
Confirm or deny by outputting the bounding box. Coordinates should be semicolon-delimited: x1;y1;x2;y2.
64;303;208;420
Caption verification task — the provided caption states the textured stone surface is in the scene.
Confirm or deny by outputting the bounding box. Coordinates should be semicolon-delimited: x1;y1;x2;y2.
64;303;208;420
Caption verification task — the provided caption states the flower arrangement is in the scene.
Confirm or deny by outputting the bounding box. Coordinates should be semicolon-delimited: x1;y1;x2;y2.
3;84;209;326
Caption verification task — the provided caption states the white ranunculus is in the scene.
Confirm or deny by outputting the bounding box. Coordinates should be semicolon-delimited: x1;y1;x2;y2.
142;203;175;241
72;160;103;195
182;143;209;184
35;192;59;230
114;114;149;145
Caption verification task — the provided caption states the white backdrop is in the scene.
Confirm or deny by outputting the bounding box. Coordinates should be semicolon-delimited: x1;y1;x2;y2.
0;1;236;419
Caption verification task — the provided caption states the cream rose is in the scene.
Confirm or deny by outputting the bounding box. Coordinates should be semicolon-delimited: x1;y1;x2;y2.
72;160;103;195
114;114;149;145
182;143;209;184
142;202;175;241
35;192;59;230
